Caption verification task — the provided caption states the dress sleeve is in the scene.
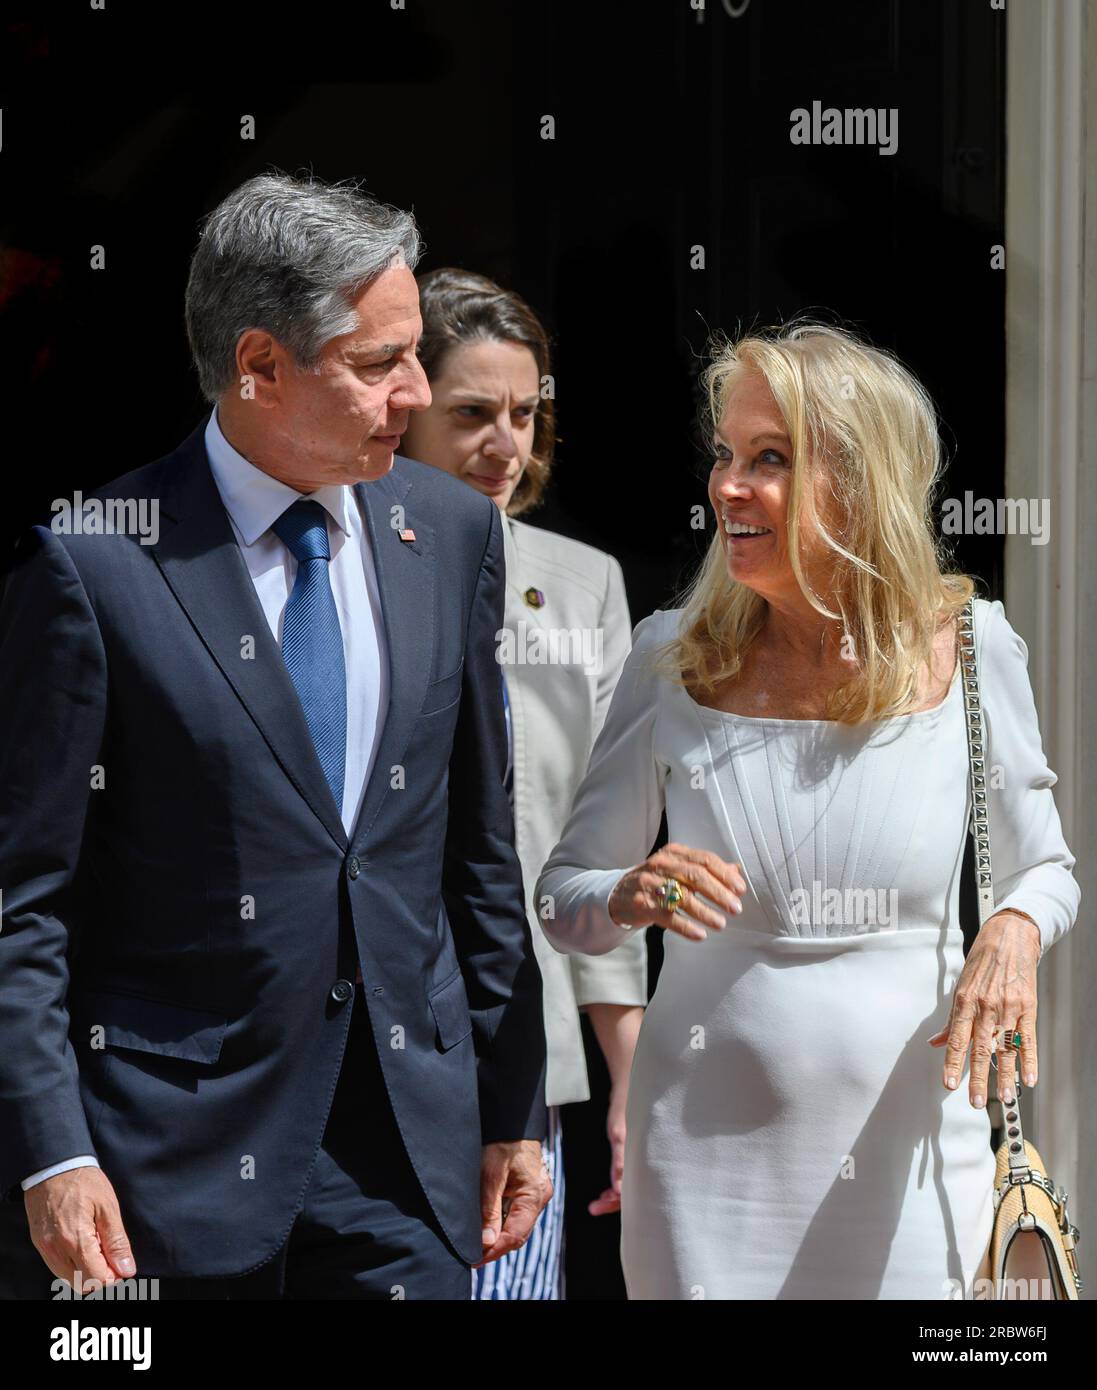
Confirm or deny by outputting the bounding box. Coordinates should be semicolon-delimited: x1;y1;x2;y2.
567;553;649;1005
536;609;672;957
976;598;1081;959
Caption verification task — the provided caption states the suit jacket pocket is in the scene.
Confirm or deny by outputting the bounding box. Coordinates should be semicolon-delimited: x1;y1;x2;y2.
428;969;473;1051
74;990;227;1066
420;660;464;716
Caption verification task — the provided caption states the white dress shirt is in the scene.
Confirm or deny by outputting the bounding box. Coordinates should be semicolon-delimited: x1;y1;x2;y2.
22;407;388;1191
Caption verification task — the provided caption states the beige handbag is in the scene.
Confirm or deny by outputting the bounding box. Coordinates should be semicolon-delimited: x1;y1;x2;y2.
958;599;1082;1300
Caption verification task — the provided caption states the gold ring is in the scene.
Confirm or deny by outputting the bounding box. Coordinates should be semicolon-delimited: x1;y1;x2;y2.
657;877;685;913
991;1026;1024;1070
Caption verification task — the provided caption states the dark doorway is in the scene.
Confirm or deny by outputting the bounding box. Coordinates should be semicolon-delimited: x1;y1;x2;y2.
1;0;1005;1303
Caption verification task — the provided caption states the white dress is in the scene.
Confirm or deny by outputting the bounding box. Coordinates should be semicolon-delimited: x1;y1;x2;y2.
536;599;1080;1300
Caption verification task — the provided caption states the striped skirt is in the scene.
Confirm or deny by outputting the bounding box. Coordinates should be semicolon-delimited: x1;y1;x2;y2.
471;1104;565;1300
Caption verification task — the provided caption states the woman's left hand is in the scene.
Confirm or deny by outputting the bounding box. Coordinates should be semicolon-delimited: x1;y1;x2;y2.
929;910;1042;1107
588;1082;628;1217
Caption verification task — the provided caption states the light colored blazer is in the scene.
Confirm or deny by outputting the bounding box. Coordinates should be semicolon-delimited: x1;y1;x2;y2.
500;514;647;1107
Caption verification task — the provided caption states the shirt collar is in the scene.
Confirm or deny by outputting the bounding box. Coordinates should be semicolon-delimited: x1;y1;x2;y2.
204;406;352;547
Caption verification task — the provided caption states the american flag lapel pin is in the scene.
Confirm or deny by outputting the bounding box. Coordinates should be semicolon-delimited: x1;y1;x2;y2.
398;527;416;542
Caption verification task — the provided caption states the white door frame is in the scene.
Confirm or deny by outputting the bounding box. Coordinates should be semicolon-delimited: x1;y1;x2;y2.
1005;0;1093;1295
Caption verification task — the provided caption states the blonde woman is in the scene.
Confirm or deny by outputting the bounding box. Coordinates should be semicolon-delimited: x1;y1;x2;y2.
401;268;647;1299
536;322;1080;1299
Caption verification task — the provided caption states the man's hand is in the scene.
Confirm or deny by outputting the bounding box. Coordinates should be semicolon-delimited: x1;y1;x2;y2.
473;1139;552;1267
24;1167;136;1290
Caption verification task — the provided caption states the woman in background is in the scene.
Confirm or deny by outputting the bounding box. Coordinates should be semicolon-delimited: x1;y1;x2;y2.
401;267;647;1300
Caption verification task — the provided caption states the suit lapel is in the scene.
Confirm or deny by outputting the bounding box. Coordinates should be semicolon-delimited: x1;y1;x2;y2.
151;421;349;850
150;425;438;854
347;466;435;849
500;516;526;817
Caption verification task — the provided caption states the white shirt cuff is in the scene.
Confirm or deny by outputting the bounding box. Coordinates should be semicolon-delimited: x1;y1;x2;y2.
22;1155;100;1190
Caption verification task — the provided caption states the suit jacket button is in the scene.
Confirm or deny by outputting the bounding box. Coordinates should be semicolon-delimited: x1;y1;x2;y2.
330;979;355;1003
347;856;360;879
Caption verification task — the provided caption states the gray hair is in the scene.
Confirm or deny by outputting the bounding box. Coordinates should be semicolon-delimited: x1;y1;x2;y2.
184;170;423;402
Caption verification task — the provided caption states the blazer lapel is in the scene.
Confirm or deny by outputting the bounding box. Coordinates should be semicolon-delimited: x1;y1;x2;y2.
501;516;552;644
348;461;436;849
501;509;521;596
151;421;348;851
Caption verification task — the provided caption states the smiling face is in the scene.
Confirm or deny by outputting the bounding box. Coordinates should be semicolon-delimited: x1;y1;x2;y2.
225;262;433;491
708;371;837;610
400;338;541;511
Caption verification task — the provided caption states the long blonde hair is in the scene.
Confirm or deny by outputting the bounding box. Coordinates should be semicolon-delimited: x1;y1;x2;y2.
653;321;976;724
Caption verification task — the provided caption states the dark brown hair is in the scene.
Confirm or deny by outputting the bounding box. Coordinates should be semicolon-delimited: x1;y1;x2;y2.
414;267;555;516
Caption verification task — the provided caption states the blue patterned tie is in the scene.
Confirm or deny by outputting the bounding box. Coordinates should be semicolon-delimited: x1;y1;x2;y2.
272;499;347;812
501;671;513;804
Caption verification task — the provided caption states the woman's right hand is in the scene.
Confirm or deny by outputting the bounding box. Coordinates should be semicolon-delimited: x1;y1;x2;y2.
608;843;747;941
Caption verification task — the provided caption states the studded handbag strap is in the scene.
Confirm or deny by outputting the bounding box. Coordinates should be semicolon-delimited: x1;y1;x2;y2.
957;598;995;925
959;598;1033;1182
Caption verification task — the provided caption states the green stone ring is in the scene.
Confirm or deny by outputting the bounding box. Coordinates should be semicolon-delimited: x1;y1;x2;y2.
1002;1028;1023;1050
658;877;686;913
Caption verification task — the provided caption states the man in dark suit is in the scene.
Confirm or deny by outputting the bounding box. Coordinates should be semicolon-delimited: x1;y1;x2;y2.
0;171;549;1299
